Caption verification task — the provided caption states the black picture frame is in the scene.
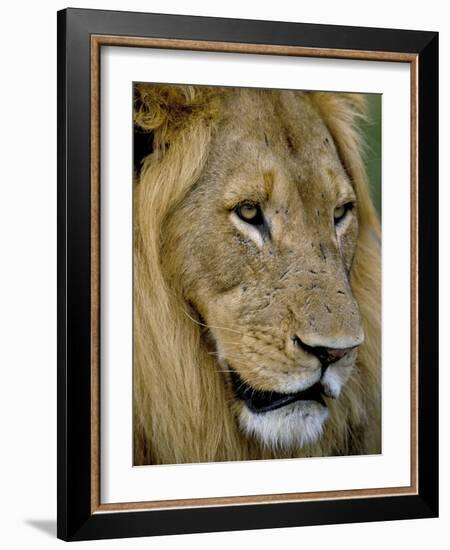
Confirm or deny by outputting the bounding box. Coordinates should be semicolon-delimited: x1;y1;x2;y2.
57;7;438;541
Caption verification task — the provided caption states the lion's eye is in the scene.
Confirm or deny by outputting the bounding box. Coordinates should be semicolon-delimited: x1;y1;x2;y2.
235;202;263;225
334;203;354;225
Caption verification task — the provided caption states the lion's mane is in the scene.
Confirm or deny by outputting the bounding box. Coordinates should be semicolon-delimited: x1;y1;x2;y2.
133;84;381;465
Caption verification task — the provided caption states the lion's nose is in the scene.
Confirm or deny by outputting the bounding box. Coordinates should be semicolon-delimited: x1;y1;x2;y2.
291;335;354;370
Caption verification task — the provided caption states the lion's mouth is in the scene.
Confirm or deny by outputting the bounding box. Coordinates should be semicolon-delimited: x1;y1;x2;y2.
228;368;327;414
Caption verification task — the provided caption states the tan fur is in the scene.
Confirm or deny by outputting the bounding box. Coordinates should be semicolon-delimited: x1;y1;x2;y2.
133;84;381;465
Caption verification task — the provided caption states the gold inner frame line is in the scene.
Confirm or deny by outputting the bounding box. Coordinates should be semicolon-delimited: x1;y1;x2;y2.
90;34;419;514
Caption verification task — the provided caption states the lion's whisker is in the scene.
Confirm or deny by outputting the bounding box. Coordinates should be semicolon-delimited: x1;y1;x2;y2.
179;306;256;338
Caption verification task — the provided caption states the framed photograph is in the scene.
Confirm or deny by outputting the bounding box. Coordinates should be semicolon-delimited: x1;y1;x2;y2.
57;8;438;541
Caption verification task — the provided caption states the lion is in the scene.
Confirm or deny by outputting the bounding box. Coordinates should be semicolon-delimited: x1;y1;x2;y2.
133;83;381;465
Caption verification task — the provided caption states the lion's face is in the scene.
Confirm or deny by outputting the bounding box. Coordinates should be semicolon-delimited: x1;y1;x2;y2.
164;90;364;450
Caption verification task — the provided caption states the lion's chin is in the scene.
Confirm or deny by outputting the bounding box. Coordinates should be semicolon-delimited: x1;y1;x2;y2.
228;367;330;450
238;400;329;450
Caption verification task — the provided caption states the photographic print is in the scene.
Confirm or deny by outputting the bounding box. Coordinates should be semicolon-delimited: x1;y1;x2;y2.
132;84;382;466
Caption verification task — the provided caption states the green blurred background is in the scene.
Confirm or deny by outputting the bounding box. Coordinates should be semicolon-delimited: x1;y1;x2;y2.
360;94;382;216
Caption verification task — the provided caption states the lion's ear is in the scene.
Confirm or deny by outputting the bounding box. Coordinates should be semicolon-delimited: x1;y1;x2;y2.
134;83;219;157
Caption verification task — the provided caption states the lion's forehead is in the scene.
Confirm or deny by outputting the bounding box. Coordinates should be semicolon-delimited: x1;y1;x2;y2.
219;90;333;157
206;90;351;206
